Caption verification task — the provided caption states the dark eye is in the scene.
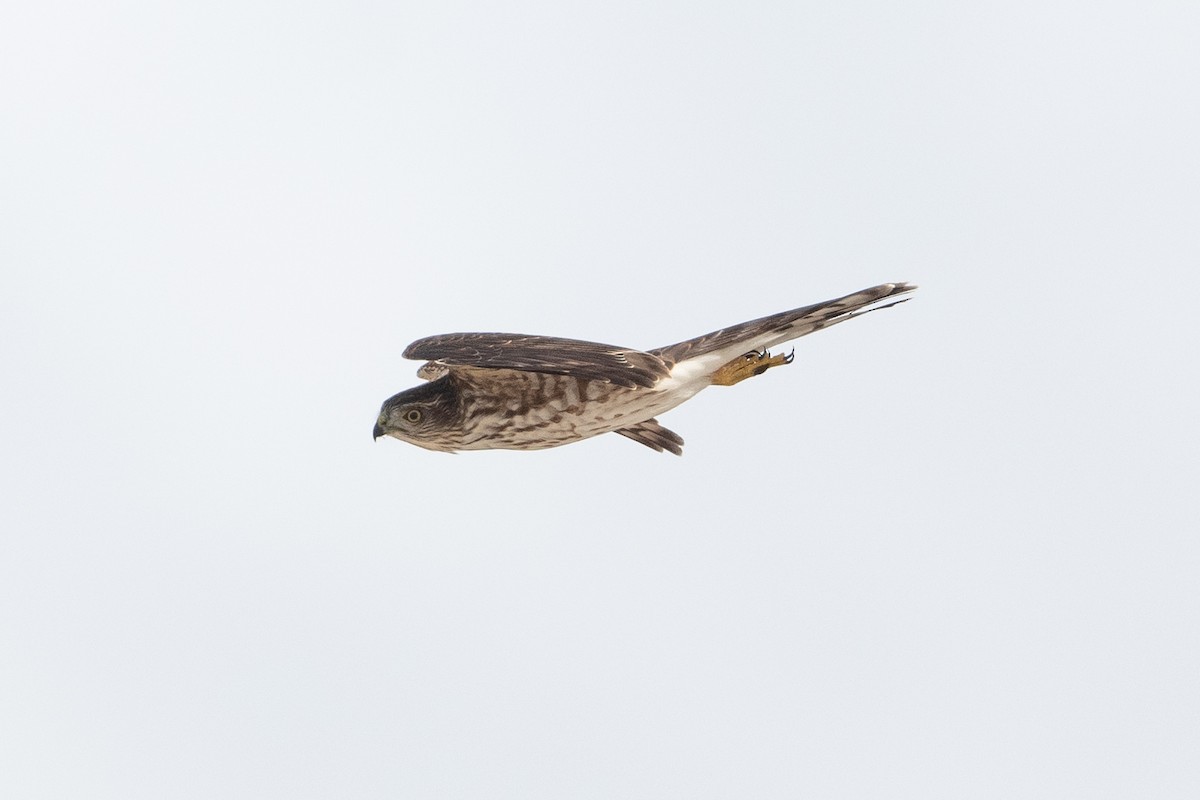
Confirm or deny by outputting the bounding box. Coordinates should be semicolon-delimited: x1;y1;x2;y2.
404;408;422;423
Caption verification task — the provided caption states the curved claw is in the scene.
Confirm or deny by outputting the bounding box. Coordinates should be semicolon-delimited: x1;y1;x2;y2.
711;348;795;386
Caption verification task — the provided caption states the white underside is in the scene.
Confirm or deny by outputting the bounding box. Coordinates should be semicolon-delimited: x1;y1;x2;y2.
447;349;757;451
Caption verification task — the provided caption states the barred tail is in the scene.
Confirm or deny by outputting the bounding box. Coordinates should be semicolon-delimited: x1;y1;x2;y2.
653;282;916;367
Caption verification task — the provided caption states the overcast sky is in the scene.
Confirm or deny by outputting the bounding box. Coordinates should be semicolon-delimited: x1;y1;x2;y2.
3;1;1198;798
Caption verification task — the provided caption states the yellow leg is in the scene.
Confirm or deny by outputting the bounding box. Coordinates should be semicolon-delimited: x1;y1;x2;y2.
710;348;794;386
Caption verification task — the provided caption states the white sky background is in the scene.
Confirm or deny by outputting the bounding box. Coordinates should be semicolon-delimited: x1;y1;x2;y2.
2;1;1198;797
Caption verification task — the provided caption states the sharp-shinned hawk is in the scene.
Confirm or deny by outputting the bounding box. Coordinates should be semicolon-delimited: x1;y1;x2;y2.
374;282;915;455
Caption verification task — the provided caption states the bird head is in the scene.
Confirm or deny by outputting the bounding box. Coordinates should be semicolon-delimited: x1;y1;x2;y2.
373;378;460;451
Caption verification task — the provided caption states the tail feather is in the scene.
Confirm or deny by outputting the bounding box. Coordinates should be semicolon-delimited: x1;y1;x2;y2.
652;282;916;368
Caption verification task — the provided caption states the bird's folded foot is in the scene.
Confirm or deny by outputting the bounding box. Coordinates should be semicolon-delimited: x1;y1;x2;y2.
710;348;794;386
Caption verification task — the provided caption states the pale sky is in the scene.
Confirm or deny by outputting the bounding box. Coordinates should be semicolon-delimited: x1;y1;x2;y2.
3;2;1198;798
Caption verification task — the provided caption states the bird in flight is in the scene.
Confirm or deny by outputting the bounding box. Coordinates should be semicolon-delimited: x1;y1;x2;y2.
374;282;915;455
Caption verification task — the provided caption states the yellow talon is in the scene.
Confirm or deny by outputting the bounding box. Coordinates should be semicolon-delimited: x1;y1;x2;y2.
711;349;794;386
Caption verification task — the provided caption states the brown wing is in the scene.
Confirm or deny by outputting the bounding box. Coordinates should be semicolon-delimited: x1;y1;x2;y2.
651;282;916;366
403;333;671;389
613;418;685;455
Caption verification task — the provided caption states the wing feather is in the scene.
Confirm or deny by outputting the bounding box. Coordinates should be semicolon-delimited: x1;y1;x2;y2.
404;333;670;389
613;418;685;455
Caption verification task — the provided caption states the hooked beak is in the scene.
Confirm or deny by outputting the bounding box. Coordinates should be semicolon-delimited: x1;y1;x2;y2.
373;422;385;441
